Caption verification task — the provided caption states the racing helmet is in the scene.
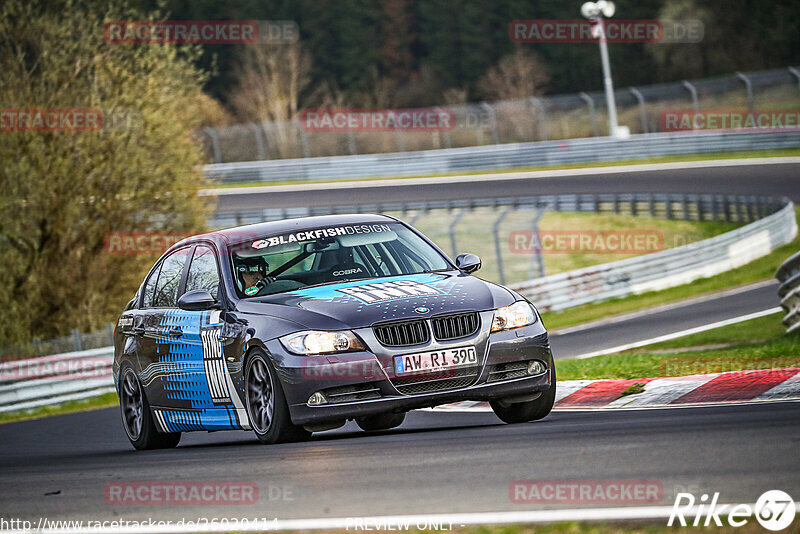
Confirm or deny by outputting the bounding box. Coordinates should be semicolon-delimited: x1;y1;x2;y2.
236;255;269;288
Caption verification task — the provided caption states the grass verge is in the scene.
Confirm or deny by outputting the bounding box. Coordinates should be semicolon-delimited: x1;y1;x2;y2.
397;210;738;286
556;314;800;381
541;208;800;332
206;148;800;189
0;392;118;425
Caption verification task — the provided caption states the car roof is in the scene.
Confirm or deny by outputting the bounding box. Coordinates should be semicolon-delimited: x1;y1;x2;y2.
170;213;399;251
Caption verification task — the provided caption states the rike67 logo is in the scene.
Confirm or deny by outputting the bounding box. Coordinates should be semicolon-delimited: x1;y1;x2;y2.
669;490;796;531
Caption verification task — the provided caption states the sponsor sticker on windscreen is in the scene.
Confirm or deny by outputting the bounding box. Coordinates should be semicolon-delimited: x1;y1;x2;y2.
252;224;392;249
394;346;477;375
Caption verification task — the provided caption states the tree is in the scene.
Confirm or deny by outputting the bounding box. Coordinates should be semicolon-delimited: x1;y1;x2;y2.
226;42;312;157
0;0;211;345
477;48;549;100
228;43;312;124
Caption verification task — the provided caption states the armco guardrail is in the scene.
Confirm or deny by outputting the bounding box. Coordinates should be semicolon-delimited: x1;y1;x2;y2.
204;131;800;184
513;198;796;311
0;347;114;413
2;195;795;414
777;251;800;333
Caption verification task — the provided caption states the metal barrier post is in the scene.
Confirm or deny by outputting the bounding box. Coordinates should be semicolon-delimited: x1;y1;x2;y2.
448;209;466;258
395;129;406;152
293;119;311;158
629;87;648;133
789;67;800;90
530;98;548;141
681;80;699;114
203;127;222;163
736;72;755;110
579;92;599;137
249;123;267;160
347;131;357;155
528;208;547;279
434;107;452;148
493;209;511;285
71;329;82;352
481;102;499;144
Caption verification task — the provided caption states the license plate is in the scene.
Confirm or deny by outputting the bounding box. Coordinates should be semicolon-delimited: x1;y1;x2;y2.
394;346;477;376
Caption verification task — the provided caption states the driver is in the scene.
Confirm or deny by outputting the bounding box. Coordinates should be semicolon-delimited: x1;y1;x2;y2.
236;256;274;293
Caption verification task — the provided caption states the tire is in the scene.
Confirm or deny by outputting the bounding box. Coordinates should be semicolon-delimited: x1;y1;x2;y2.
490;358;556;424
245;350;311;444
118;365;181;450
356;412;406;432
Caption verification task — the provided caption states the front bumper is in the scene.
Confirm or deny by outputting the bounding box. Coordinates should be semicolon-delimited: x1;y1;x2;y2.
265;313;554;426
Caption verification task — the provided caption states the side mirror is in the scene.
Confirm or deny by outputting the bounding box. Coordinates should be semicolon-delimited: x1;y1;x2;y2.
455;253;481;274
178;290;218;311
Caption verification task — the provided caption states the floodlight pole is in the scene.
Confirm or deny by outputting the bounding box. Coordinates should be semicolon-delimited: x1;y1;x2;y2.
595;17;620;137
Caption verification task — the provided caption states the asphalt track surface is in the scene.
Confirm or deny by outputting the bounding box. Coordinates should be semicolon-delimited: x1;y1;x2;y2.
549;281;780;359
213;162;800;212
1;161;798;526
1;403;799;523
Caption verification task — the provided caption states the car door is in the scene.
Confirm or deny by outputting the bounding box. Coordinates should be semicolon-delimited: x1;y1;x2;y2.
136;246;192;410
150;244;247;431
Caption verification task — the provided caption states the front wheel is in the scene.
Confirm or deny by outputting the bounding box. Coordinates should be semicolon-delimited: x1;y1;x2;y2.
490;360;556;424
245;351;311;444
119;366;181;450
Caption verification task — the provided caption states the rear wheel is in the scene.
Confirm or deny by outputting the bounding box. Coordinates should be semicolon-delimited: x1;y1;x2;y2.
356;412;406;432
490;359;556;424
119;366;181;450
245;351;311;444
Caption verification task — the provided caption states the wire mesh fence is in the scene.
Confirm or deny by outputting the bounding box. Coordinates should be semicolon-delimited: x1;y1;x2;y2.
0;324;115;361
201;67;800;163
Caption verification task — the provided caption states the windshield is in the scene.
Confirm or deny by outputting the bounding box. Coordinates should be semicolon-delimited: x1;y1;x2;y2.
229;222;451;297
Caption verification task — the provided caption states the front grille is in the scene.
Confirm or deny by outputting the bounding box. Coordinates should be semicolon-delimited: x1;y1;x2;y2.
373;319;429;347
487;361;529;383
431;312;480;341
321;383;382;404
391;367;479;395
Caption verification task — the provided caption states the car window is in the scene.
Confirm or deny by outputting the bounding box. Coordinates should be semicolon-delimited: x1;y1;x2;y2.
185;245;220;299
152;250;187;307
141;263;161;308
229;222;451;297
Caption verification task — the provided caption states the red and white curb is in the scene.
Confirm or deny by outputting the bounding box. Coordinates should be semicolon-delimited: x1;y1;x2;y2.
432;368;800;412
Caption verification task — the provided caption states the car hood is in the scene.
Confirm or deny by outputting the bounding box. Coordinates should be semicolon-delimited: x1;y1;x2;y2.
235;272;516;330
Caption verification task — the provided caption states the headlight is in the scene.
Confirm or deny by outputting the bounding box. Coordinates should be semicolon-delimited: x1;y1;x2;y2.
279;330;365;355
491;301;537;332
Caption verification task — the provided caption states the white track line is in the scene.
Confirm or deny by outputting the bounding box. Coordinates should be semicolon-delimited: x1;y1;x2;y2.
20;503;800;534
572;307;783;359
551;280;778;335
202;157;800;196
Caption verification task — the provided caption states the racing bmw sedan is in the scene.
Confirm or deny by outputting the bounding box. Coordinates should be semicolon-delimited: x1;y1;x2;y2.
113;214;555;449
